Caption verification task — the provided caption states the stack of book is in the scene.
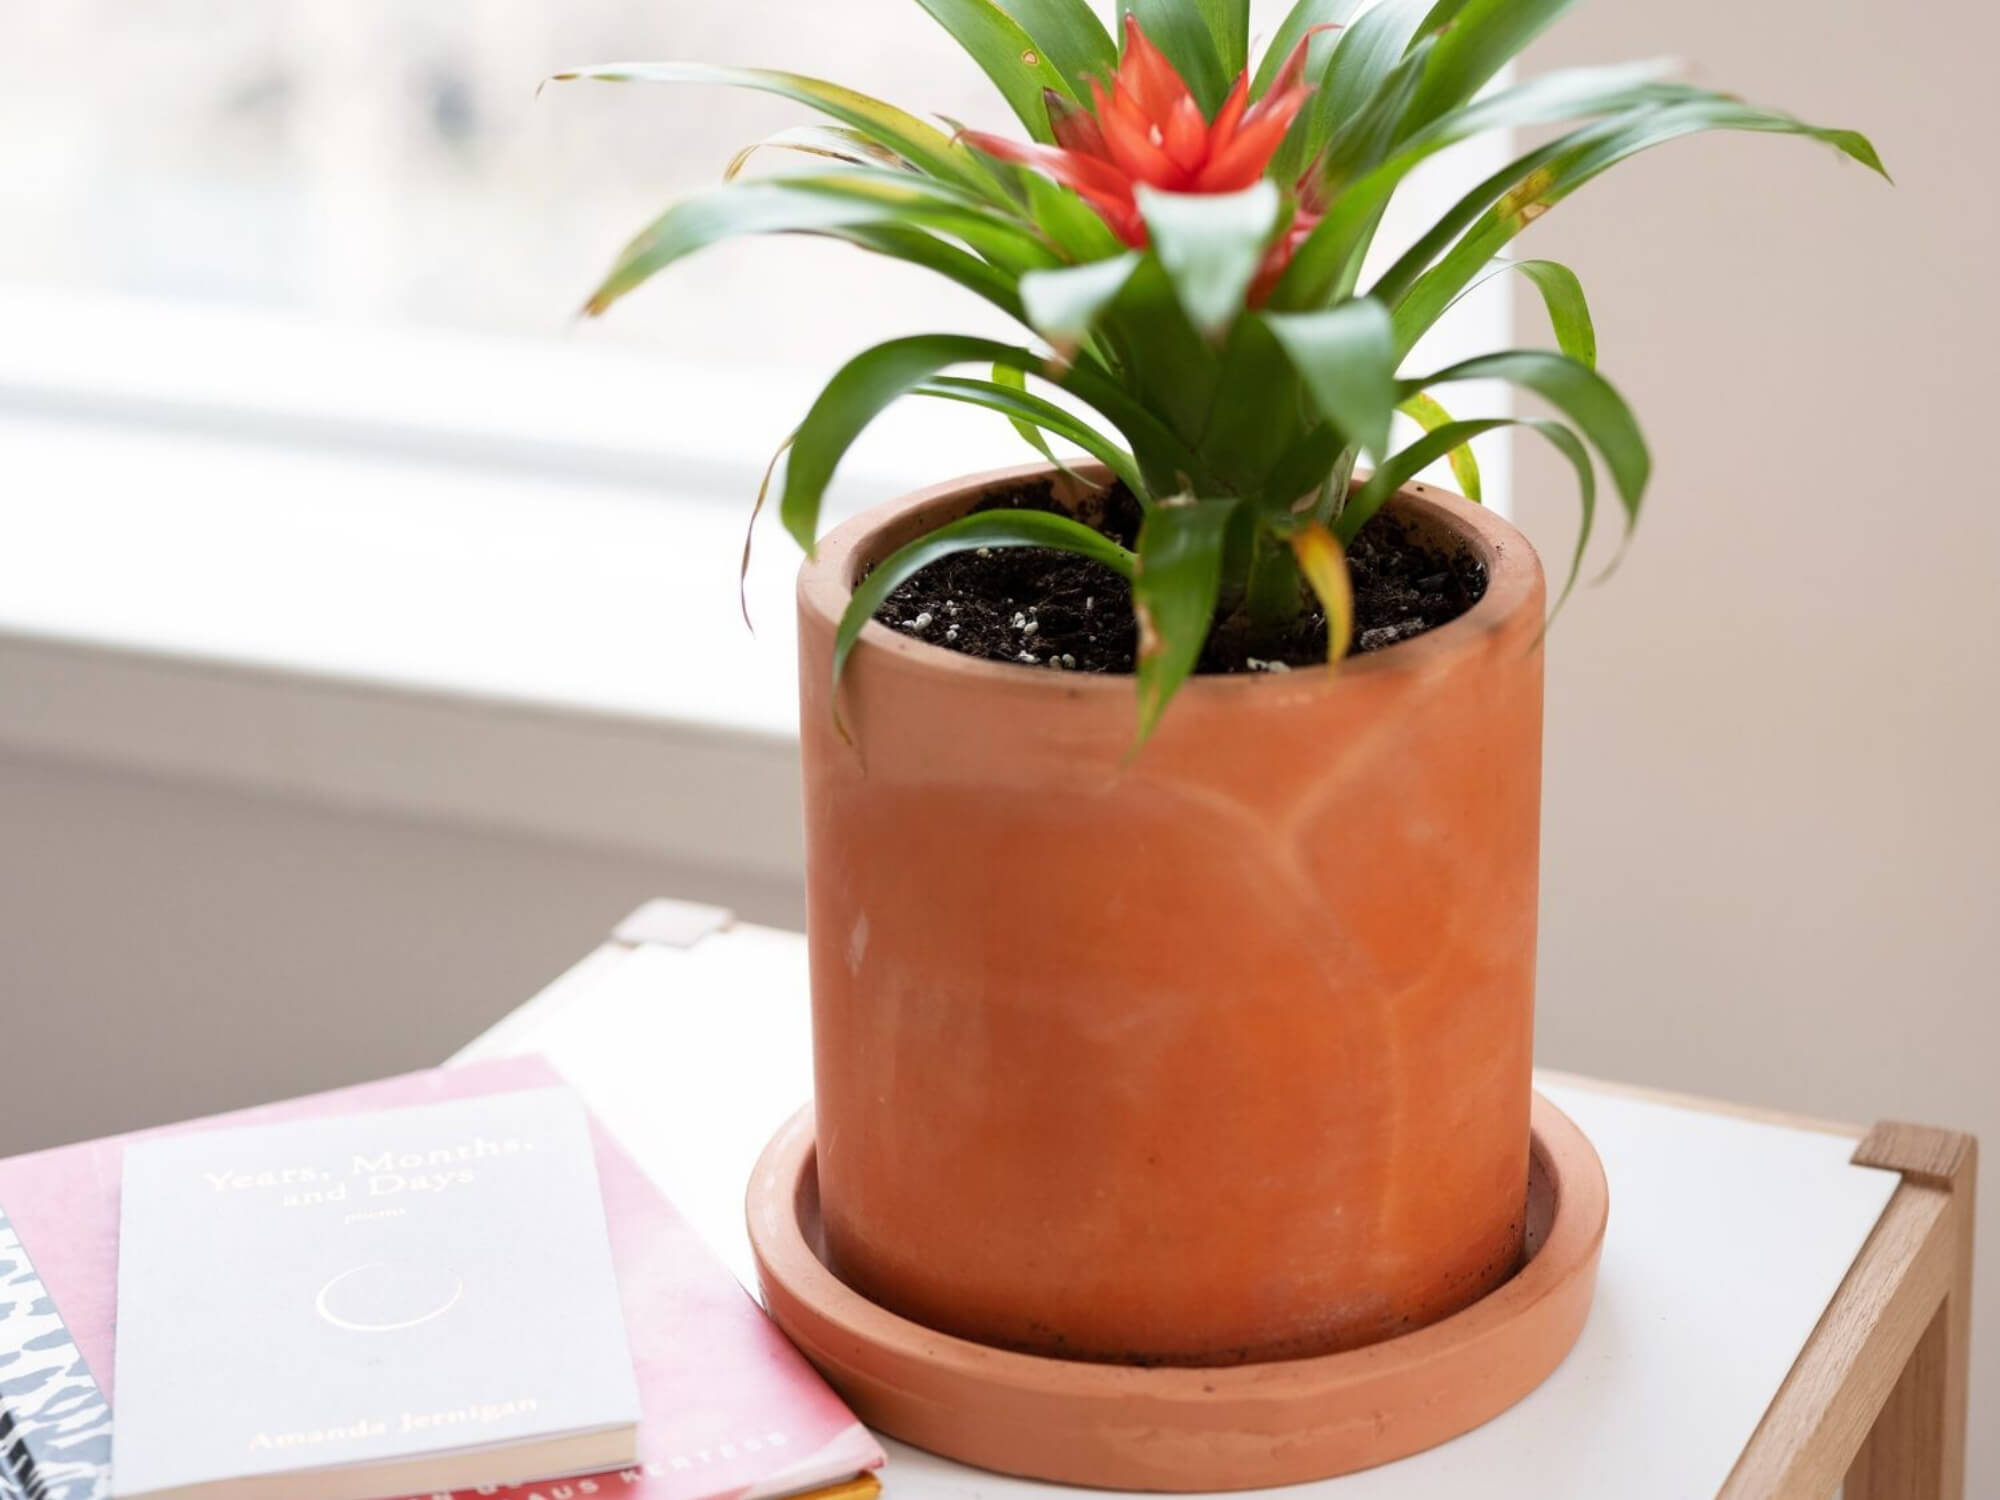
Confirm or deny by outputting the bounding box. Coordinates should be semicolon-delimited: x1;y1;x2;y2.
0;1057;883;1500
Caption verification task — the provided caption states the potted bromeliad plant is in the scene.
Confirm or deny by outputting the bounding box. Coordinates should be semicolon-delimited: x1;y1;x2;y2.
557;0;1879;1377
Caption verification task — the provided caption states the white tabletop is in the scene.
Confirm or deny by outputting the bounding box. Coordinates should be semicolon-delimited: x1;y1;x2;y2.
454;921;1899;1500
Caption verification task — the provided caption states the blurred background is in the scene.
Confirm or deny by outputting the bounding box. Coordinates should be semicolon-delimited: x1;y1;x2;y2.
1;0;1994;1478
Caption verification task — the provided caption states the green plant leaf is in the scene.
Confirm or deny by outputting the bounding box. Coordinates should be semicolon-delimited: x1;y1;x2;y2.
783;333;1200;550
582;174;1059;316
1422;255;1597;368
725;125;904;180
1192;0;1251;83
1119;0;1230;115
739;429;796;629
1133;499;1237;739
990;0;1120;96
1397;392;1481;501
1509;260;1597;368
1250;0;1362;98
1532;421;1599;619
1137;181;1281;340
910;0;1081;141
1318;34;1435;193
548;62;999;197
833;508;1135;687
827;223;1027;321
1291;0;1432;172
1196;313;1311;498
1385;95;1887;347
783;335;1038;551
1342;415;1507;539
913;374;1148;496
1344;415;1596;613
1017;171;1128;262
1020;252;1143;349
1407;349;1646;525
1264;299;1399;462
1263;423;1350;513
1097;255;1221;450
1401;0;1583;140
1274;61;1687;310
986;362;1067;471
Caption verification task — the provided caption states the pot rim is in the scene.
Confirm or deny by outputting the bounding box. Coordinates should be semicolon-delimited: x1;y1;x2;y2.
797;460;1544;700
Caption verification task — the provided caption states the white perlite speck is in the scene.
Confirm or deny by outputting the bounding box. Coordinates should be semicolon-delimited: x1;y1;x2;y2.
911;612;933;630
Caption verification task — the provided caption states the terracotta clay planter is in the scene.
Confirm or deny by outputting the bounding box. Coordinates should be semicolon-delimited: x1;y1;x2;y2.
796;462;1545;1366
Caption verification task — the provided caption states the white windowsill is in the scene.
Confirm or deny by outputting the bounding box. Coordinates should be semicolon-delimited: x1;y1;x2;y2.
0;290;1026;878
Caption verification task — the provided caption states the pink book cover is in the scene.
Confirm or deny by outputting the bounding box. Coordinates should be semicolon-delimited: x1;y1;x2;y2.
0;1056;883;1500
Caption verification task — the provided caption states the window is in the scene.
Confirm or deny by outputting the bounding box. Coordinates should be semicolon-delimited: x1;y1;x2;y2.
7;0;1510;507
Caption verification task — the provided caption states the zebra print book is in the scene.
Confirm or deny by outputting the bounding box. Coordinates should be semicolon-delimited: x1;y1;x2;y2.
1;1208;112;1500
0;1058;883;1500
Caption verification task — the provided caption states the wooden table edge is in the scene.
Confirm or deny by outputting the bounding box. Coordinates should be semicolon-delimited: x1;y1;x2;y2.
1719;1122;1978;1500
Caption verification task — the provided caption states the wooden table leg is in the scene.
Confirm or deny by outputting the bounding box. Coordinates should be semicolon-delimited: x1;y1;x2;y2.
1845;1125;1978;1500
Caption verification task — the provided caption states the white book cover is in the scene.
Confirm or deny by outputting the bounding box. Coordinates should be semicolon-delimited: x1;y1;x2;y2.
110;1087;641;1500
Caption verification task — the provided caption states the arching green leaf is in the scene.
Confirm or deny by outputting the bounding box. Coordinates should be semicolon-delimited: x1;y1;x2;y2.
1343;415;1598;613
1138;181;1281;340
911;0;1081;141
1265;299;1399;461
582;174;1059;316
1415;255;1598;369
548;62;999;197
1133;500;1237;740
833;507;1134;688
828;223;1026;321
1508;260;1597;368
1397;392;1482;501
1250;0;1362;98
784;334;1200;550
1288;0;1432;176
1406;349;1646;524
1119;0;1230;115
1386;96;1887;346
913;374;1148;496
991;0;1119;96
725;125;903;180
1018;171;1128;261
1021;252;1143;348
784;335;1040;551
1273;62;1688;310
1401;0;1582;140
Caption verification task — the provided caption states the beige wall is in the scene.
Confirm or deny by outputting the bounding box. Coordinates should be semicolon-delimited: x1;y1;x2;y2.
0;749;802;1155
1516;0;2000;1476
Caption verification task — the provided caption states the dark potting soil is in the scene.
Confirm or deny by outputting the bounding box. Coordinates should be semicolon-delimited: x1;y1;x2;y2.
870;479;1489;674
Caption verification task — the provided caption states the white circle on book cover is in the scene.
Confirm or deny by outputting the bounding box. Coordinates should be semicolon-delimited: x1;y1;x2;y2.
314;1262;465;1332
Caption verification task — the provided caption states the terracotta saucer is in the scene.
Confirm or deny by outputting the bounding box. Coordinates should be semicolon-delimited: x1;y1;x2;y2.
747;1092;1608;1491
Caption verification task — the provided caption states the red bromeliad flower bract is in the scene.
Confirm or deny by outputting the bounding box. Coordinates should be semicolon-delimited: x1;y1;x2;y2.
962;14;1324;300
